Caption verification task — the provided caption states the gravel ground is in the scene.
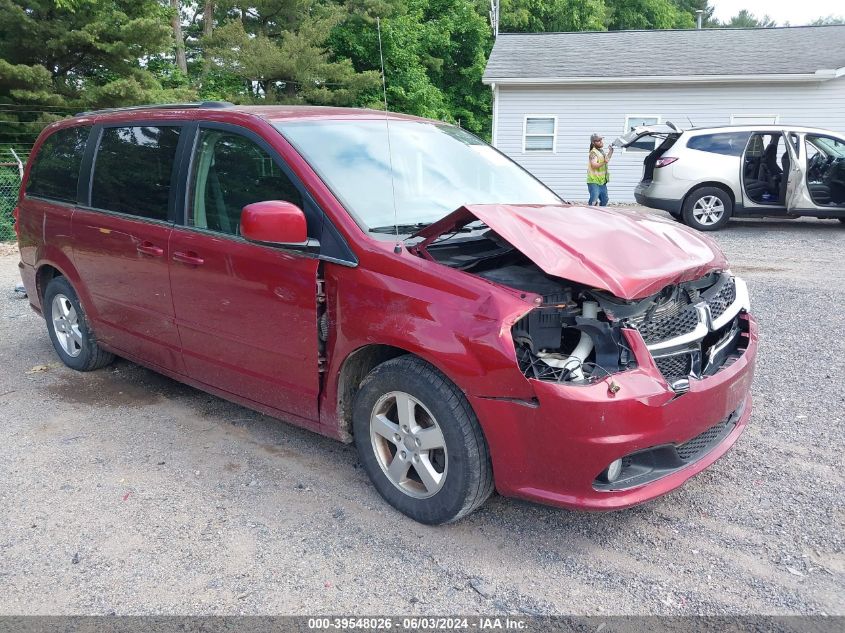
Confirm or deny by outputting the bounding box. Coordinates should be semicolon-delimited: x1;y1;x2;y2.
0;212;843;616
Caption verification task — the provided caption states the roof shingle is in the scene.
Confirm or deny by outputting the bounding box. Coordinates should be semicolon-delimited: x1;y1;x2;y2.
483;26;845;81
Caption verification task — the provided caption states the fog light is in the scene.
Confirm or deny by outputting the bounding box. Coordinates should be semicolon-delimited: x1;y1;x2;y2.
604;458;623;483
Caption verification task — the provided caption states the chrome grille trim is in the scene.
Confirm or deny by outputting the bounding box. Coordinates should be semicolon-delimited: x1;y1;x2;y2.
647;304;710;352
644;277;748;353
632;275;750;389
711;276;749;331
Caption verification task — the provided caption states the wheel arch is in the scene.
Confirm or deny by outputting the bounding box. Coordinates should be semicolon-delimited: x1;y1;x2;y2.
32;247;99;320
683;181;737;211
333;343;495;446
35;263;64;303
334;344;419;442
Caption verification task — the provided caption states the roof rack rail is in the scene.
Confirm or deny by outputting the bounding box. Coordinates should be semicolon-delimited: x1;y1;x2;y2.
76;101;234;116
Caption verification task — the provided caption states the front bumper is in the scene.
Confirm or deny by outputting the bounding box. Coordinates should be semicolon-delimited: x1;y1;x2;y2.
471;314;758;511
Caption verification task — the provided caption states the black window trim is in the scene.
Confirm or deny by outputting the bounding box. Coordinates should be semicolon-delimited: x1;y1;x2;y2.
178;120;357;267
81;120;191;225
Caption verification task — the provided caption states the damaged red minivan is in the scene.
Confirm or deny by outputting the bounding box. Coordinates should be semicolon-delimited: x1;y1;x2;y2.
16;103;757;524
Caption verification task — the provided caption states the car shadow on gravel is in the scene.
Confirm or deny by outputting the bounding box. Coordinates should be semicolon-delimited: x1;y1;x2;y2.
46;356;668;531
722;218;844;231
47;359;189;408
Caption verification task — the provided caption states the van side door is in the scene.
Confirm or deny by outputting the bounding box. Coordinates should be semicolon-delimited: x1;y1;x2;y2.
168;123;321;423
71;123;188;373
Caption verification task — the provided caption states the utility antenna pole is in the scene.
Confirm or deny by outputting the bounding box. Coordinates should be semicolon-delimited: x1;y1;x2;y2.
489;0;499;37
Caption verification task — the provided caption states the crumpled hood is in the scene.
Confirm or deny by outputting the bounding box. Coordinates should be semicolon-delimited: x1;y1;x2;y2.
411;204;728;300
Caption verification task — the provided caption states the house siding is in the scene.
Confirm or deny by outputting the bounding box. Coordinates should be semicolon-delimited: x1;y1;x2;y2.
493;78;845;202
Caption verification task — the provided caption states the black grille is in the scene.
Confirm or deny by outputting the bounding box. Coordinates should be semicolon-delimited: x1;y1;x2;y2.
637;306;699;344
707;278;736;321
676;415;735;461
632;276;737;345
654;354;691;382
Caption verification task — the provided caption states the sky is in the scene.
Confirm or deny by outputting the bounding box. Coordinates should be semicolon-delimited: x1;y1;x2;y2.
711;0;844;25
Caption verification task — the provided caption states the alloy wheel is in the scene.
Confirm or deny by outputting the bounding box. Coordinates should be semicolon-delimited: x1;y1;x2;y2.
692;195;725;226
369;391;448;499
51;293;83;357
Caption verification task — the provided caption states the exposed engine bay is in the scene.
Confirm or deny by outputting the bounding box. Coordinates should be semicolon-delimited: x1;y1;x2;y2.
421;230;750;391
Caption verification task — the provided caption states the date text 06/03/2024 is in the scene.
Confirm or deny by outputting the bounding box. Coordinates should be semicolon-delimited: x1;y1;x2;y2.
307;617;528;630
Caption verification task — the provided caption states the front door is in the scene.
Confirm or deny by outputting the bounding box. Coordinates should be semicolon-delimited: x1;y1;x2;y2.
802;133;845;210
72;124;185;373
169;125;321;421
783;132;813;211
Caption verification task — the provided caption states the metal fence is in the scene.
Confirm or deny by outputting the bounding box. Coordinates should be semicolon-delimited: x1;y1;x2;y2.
1;104;72;242
0;150;23;241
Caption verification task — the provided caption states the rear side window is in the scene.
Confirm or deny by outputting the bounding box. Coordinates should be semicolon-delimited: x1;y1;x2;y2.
91;126;181;221
26;126;89;203
686;132;751;157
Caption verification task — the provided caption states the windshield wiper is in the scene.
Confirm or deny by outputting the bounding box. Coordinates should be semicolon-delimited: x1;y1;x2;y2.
368;223;431;235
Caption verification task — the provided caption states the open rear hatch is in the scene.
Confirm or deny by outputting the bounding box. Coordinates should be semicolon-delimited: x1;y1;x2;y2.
614;123;683;183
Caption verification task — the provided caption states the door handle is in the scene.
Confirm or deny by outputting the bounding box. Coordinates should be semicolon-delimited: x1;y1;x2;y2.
137;242;164;257
172;250;205;266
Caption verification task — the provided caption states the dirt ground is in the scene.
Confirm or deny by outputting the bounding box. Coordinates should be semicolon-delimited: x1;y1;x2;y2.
0;213;843;616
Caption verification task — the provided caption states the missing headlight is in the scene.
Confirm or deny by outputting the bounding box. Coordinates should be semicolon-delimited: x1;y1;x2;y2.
513;297;634;384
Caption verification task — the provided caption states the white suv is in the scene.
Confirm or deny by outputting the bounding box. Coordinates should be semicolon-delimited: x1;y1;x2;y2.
615;124;845;231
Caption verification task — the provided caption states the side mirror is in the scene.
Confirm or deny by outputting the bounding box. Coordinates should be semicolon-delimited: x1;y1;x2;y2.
240;200;308;246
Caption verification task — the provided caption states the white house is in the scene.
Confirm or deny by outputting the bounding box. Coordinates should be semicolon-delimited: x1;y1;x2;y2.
483;25;845;202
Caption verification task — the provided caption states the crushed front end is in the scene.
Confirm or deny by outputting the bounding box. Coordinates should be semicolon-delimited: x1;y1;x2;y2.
498;269;755;505
410;204;757;510
512;270;750;393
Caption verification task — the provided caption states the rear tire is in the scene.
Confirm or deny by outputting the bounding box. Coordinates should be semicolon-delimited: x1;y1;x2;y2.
43;276;114;371
682;187;733;231
353;355;494;524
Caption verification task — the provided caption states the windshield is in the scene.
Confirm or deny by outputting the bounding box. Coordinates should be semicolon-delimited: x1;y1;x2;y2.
275;120;560;232
809;135;845;159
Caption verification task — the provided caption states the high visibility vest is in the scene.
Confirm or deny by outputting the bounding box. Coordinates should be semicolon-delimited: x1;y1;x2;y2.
587;147;609;185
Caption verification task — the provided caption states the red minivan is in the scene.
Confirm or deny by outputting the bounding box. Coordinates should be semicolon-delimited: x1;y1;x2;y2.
16;103;757;524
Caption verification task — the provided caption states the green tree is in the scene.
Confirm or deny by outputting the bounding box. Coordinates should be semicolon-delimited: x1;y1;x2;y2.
809;15;845;25
724;9;777;28
0;0;195;108
330;0;494;135
421;0;495;133
330;1;447;116
203;0;380;104
605;0;695;30
671;0;719;27
0;0;195;157
498;0;607;32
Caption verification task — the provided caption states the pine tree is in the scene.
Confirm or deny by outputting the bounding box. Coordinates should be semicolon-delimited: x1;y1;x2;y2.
202;0;380;105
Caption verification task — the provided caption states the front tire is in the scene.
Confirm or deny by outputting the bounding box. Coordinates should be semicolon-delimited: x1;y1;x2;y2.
43;276;114;371
353;356;494;524
682;186;733;231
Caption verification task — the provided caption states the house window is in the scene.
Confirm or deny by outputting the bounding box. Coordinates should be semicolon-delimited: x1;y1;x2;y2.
624;115;660;152
730;114;779;125
523;116;556;152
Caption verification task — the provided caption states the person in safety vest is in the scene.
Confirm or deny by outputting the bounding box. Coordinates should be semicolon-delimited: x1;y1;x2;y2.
587;132;613;206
